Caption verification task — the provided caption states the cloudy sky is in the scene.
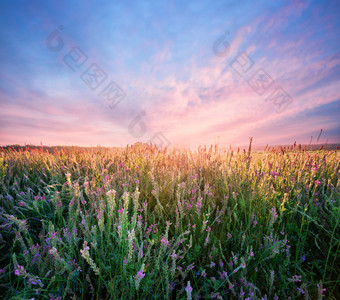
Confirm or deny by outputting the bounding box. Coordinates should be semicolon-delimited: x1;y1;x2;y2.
0;0;339;149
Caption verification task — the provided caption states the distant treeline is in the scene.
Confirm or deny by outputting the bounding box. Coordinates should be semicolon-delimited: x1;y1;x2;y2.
0;143;149;154
0;142;339;154
0;145;112;154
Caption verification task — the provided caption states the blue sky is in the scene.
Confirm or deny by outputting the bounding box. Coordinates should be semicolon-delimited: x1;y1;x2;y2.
0;0;339;148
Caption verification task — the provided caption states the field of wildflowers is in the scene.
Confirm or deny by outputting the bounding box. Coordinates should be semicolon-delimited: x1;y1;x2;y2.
0;144;339;299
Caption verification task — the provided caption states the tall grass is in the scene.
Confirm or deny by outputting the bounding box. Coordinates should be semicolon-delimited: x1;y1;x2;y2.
0;144;339;299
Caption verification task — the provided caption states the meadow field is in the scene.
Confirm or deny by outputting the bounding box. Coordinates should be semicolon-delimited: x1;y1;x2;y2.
0;144;339;299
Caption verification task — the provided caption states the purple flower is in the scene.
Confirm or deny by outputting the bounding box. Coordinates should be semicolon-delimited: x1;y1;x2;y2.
317;282;326;295
28;277;43;286
185;281;193;297
136;270;145;279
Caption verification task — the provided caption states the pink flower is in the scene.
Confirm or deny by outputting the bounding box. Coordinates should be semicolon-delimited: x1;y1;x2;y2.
161;238;171;247
136;270;145;279
311;166;318;172
14;265;25;276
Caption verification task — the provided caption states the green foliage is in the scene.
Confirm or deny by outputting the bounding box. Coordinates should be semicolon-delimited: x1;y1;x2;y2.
0;146;339;299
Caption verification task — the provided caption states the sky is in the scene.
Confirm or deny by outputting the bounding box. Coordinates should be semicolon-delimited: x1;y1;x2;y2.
0;0;339;149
